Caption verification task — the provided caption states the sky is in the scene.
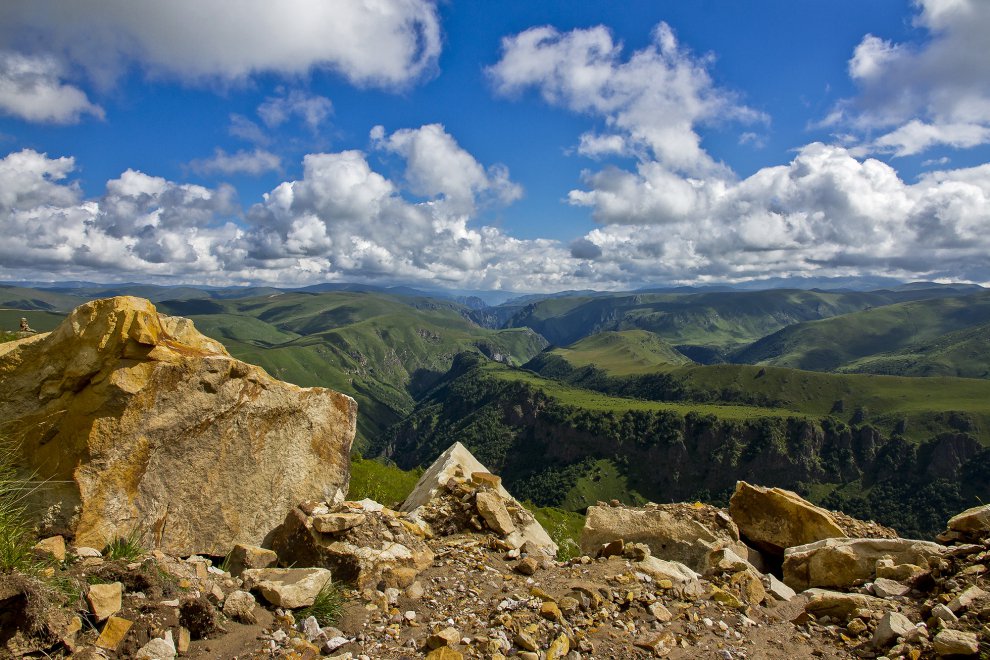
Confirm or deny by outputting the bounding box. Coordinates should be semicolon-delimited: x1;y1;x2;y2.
1;0;989;292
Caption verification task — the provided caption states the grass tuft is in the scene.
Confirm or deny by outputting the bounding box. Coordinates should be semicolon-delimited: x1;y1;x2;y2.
103;530;145;561
297;580;345;626
0;438;37;573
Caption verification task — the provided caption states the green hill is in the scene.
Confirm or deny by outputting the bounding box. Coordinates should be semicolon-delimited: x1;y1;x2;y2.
549;330;693;375
731;291;990;372
839;322;990;379
502;287;978;360
156;291;548;447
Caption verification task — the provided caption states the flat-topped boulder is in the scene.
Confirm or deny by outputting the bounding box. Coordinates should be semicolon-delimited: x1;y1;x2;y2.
581;502;748;574
783;537;946;592
941;504;990;544
728;482;846;556
0;296;357;555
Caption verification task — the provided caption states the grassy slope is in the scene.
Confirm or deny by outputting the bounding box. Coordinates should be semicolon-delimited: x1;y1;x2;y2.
840;322;990;379
536;341;990;445
732;291;990;372
503;288;962;354
158;292;548;447
550;330;693;375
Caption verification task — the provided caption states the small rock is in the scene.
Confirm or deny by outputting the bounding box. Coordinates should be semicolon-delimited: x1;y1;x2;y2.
32;535;66;562
301;615;322;642
948;585;987;613
767;574;796;601
225;544;278;577
134;633;177;660
75;546;102;558
476;491;516;536
540;601;563;621
930;603;958;623
425;648;463;660
222;590;257;624
932;628;979;656
94;616;132;651
598;539;624;558
312;512;368;533
471;471;502;489
515;557;539;576
406;581;425;600
241;567;333;609
427;627;461;649
547;633;570;660
872;577;910;598
871;611;915;648
87;582;123;621
176;627;191;653
514;631;538;652
649;602;673;622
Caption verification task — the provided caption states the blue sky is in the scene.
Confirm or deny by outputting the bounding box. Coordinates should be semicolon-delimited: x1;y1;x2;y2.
1;0;988;291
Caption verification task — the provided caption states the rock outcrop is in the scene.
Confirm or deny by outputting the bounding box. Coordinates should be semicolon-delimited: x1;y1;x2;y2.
728;481;846;555
783;536;947;591
0;296;357;555
270;498;434;590
580;502;749;573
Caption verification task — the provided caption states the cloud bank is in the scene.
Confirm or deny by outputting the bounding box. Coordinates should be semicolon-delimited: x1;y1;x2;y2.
3;135;990;289
0;0;441;88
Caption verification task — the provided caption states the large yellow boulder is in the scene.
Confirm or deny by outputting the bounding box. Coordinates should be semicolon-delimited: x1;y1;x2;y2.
0;296;356;556
728;481;846;555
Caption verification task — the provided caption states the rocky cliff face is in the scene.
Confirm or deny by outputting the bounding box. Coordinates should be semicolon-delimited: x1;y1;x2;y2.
0;296;356;556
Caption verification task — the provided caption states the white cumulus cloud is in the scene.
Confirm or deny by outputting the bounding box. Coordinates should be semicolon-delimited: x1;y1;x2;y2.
835;0;990;155
0;51;102;123
0;0;442;88
372;123;523;213
488;22;764;174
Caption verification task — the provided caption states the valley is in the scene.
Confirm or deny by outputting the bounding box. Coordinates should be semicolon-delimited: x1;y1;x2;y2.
3;281;989;538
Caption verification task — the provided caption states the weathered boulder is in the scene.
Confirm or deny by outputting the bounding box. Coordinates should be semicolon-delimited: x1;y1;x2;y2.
270;500;433;590
0;297;356;556
225;544;278;578
401;443;557;556
241;567;332;609
783;537;945;592
728;482;846;556
932;629;980;656
803;589;889;621
943;504;990;542
581;503;747;573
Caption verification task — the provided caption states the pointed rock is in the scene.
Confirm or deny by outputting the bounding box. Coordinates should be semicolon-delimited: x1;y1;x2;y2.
400;442;557;556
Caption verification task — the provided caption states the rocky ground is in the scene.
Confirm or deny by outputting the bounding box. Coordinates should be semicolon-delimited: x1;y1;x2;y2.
4;445;990;659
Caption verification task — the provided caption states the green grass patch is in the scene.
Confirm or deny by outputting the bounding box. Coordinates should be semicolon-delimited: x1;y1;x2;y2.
0;438;38;574
526;504;584;561
488;362;799;420
551;330;692;376
297;579;345;626
347;456;422;508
